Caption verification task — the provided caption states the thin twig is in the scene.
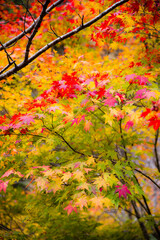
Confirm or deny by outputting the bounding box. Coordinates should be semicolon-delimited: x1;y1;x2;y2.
135;169;160;189
54;131;85;156
0;41;16;67
24;0;50;61
50;24;60;38
154;128;160;172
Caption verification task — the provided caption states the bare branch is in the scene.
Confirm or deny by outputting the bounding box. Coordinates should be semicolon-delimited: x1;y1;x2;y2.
24;0;50;61
154;128;160;172
50;24;60;38
21;0;35;33
0;41;15;65
135;169;160;189
37;0;44;6
0;0;65;51
0;0;129;80
54;131;86;156
0;62;15;75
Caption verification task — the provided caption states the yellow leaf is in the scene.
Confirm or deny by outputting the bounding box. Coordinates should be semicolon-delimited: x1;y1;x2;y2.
90;196;104;209
73;170;85;181
103;197;112;209
75;196;88;210
62;172;72;182
94;176;108;190
77;182;90;191
86;156;95;165
84;120;92;131
104;112;113;125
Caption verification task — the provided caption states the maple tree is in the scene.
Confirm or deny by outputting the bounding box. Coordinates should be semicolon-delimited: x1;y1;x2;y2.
0;0;160;239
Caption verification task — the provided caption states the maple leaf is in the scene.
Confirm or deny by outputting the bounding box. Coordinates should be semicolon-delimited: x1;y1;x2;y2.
73;170;84;181
144;91;155;99
32;166;50;170
71;115;85;126
129;61;135;68
86;105;97;112
90;196;104;209
77;182;90;191
148;116;160;130
115;93;125;103
10;113;21;123
50;178;62;194
84;168;93;174
75;196;88;210
126;74;149;85
103;97;117;107
94;176;108;190
0;115;6;124
96;87;106;99
125;120;134;130
86;156;95;165
71;118;78;126
0;180;9;193
62;172;72;182
35;177;49;191
20;128;28;134
15;171;24;177
64;201;78;215
84;120;93;131
74;162;81;169
140;108;151;118
115;184;131;199
1;169;14;178
19;114;35;125
134;89;147;99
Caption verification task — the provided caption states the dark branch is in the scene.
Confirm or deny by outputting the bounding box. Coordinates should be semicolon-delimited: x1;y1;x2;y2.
54;131;85;156
24;0;50;61
135;169;160;189
0;62;15;75
154;128;160;172
50;24;60;38
0;0;129;80
0;41;16;66
0;0;65;51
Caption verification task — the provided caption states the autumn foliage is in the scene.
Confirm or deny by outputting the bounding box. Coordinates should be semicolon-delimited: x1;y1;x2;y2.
0;0;160;239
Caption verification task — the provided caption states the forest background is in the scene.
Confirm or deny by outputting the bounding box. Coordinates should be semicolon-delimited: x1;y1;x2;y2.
0;0;160;239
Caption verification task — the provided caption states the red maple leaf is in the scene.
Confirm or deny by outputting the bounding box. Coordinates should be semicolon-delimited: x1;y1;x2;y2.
103;97;117;107
0;115;6;124
20;128;29;134
64;202;78;215
125;120;134;130
140;108;151;118
115;184;131;199
148;116;160;130
96;87;106;99
10;113;21;123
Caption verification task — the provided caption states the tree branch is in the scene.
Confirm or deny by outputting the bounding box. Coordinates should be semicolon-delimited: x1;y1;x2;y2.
154;128;160;172
0;0;65;51
135;169;160;189
54;131;85;156
131;200;150;240
0;0;129;80
24;0;50;61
